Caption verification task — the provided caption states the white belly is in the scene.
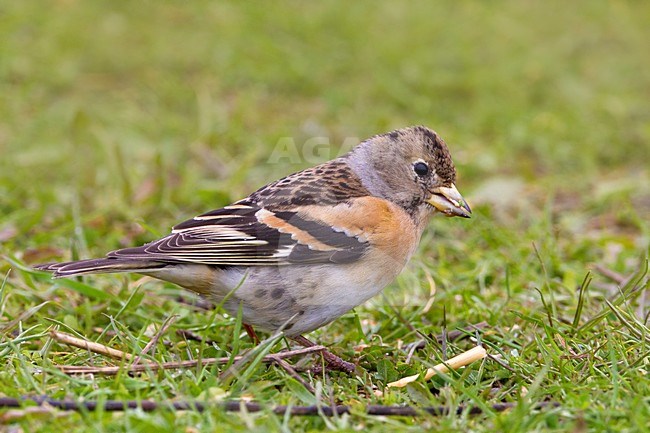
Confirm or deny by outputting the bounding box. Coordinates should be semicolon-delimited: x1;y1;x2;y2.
149;260;404;336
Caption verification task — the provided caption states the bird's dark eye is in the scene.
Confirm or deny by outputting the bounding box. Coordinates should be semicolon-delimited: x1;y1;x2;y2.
413;161;429;177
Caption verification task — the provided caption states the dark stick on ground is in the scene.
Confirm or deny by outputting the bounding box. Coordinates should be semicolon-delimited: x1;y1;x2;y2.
0;396;559;416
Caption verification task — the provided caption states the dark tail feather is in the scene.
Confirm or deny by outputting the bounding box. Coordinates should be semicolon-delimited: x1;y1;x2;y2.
34;258;167;278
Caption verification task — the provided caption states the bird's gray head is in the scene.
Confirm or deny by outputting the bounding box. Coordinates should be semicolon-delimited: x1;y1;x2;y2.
346;126;471;218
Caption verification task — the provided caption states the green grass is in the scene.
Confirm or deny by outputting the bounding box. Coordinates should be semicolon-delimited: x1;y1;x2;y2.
1;1;649;431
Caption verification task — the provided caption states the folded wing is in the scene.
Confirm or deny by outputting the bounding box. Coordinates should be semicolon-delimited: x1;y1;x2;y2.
107;201;369;266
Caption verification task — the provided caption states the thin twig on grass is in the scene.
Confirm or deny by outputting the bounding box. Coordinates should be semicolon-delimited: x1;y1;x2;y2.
50;330;132;360
268;355;316;394
56;345;327;375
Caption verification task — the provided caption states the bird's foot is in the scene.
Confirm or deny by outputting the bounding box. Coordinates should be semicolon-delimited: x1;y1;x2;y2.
243;323;260;344
312;351;356;374
292;335;356;374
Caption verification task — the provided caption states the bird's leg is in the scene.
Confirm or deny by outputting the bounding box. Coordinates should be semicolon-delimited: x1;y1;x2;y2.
243;323;260;344
292;335;356;373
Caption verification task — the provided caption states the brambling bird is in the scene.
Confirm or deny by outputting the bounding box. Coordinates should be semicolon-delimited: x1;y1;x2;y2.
36;126;471;372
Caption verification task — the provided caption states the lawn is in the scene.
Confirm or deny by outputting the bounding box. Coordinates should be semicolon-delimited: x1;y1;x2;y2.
1;1;649;432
